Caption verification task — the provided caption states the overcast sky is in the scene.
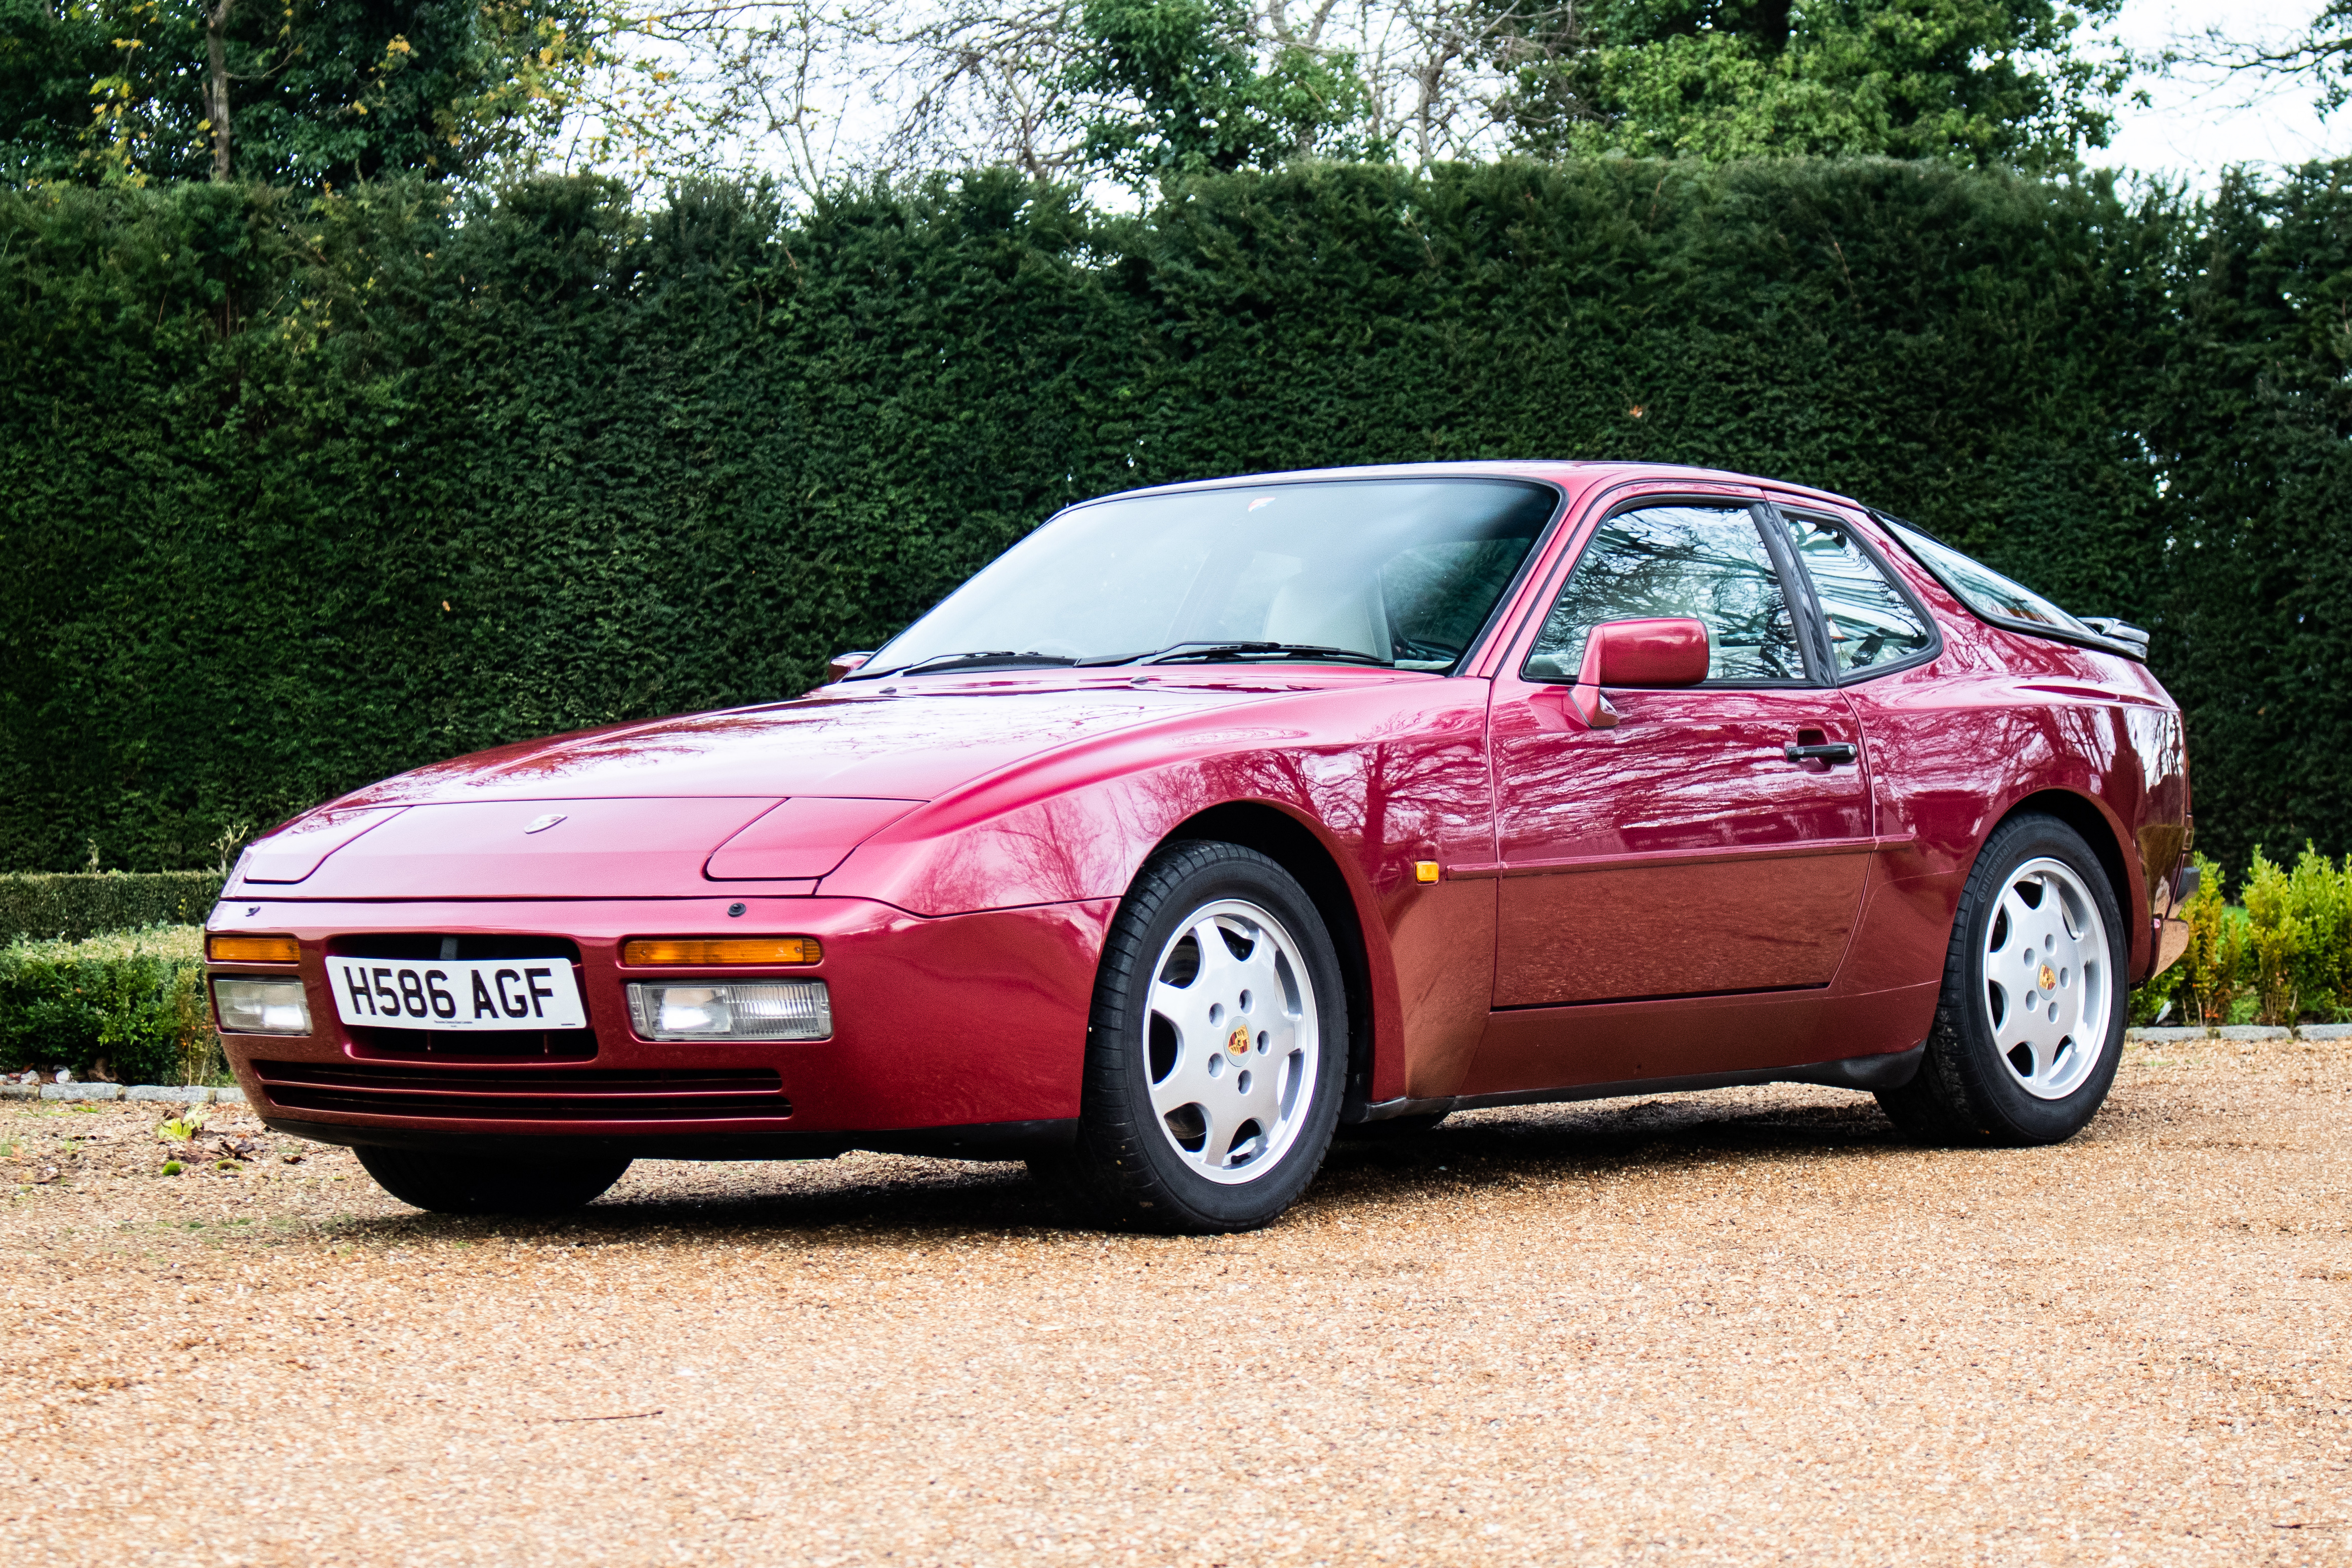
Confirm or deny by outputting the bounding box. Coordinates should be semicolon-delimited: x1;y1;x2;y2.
2092;0;2344;185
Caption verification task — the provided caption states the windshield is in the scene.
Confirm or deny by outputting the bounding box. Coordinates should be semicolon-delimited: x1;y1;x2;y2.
863;478;1559;676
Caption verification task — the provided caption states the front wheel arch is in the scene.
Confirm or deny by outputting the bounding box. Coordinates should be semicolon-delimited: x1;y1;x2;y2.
1046;838;1351;1232
1151;802;1379;1116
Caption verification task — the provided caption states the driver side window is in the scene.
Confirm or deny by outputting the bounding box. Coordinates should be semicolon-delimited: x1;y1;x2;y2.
1524;504;1806;683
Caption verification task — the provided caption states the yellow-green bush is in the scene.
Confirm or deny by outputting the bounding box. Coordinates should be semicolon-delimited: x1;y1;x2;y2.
2134;845;2352;1030
0;925;221;1083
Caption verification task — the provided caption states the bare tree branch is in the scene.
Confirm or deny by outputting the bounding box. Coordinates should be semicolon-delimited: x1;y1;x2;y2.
556;0;1585;194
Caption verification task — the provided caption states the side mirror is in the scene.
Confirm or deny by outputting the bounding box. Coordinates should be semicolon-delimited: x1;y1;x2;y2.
1552;617;1709;730
1579;617;1710;689
827;651;875;683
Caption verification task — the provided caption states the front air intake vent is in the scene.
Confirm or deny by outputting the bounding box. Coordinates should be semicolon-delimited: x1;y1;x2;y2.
254;1061;789;1122
345;1025;597;1062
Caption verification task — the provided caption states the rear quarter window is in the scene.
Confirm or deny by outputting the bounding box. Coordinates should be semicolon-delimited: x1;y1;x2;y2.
1877;516;2135;658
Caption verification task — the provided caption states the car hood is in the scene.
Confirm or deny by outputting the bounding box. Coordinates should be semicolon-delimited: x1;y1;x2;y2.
228;675;1351;900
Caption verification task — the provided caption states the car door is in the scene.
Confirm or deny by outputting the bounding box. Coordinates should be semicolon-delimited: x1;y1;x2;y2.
1487;496;1877;1009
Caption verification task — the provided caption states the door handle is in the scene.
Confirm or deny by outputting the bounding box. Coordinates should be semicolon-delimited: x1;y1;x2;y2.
1784;741;1859;766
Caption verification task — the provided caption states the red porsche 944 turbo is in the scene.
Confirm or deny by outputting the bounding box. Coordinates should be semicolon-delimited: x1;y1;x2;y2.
205;463;2192;1232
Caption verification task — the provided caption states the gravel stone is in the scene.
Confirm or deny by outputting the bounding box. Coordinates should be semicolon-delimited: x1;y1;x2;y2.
213;1086;247;1104
2215;1024;2292;1041
2127;1026;2207;1042
0;1036;2345;1566
2296;1023;2352;1040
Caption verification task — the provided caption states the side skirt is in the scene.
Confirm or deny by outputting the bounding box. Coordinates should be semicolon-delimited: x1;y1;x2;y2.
1347;1044;1925;1124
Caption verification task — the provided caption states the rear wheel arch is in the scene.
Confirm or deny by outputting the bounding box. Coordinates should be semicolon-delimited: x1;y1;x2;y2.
1152;802;1379;1115
1985;789;2144;977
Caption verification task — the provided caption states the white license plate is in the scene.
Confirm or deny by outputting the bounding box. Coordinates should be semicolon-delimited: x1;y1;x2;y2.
328;957;588;1031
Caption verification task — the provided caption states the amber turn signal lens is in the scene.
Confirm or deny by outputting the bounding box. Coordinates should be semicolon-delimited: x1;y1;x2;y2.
1413;861;1441;883
207;934;300;963
621;937;822;967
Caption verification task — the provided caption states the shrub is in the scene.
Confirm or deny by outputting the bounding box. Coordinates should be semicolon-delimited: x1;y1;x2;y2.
2178;854;2245;1029
2282;845;2352;1015
0;872;225;943
0;925;221;1084
2133;844;2352;1032
2242;850;2303;1027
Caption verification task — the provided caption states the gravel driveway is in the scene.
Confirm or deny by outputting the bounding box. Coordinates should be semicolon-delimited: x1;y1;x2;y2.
2;1038;2346;1566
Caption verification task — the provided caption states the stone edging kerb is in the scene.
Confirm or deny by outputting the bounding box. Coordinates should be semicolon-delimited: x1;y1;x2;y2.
2128;1024;2352;1043
2;1083;247;1104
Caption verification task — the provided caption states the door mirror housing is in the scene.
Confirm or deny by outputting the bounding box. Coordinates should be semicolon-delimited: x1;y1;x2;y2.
1579;618;1710;689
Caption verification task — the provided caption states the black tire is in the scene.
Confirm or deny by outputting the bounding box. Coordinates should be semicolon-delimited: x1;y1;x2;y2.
354;1146;632;1215
1876;813;2128;1146
1042;840;1349;1234
1337;1111;1450;1141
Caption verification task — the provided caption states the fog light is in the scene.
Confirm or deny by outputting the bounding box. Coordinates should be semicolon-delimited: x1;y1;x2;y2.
213;977;311;1035
627;981;831;1041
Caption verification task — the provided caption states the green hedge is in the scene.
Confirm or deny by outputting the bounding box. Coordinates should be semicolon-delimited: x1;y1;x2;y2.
0;926;220;1084
0;872;225;943
0;160;2342;876
2139;167;2352;883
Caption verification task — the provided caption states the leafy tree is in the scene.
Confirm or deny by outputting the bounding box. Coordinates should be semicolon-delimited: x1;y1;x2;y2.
0;0;596;185
1059;0;1384;186
1497;0;2135;167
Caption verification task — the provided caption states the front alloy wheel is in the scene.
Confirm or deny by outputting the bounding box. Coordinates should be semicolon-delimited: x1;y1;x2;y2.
1045;841;1347;1232
1142;899;1322;1180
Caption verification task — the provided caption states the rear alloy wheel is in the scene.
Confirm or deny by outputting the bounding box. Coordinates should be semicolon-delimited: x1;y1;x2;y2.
1877;814;2127;1145
355;1146;632;1215
1044;841;1347;1233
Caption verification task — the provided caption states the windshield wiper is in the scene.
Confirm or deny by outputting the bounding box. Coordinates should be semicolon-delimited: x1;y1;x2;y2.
851;650;1080;680
1119;641;1394;668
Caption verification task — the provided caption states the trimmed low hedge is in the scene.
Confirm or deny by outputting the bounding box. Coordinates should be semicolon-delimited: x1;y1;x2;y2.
0;925;220;1084
0;872;224;943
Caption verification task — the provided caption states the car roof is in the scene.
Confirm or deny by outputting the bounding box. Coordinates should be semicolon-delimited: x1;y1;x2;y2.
1072;460;1868;514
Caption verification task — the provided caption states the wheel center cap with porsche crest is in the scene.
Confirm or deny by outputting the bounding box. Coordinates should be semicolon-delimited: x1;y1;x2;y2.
1226;1025;1251;1058
2038;962;2057;992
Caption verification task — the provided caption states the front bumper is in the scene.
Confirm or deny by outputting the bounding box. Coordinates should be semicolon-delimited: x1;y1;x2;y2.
207;895;1114;1153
